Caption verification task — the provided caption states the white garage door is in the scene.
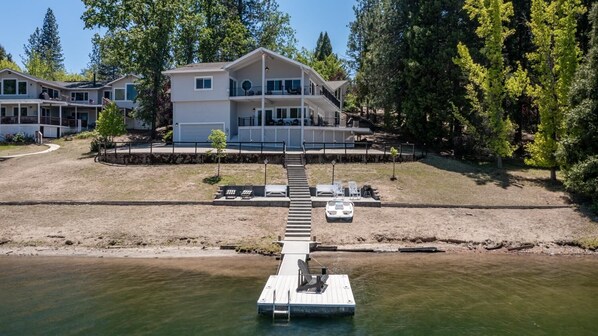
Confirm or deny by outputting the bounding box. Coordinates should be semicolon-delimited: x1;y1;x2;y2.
179;123;224;143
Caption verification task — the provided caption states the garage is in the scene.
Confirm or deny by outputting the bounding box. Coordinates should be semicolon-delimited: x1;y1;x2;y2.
178;123;225;143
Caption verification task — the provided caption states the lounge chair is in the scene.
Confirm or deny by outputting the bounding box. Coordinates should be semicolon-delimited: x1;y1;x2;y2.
265;185;287;197
241;187;253;199
296;259;328;293
333;181;344;197
348;181;361;199
316;184;335;197
225;189;237;199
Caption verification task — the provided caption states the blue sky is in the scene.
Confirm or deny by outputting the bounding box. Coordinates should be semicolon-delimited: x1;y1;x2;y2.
0;0;356;74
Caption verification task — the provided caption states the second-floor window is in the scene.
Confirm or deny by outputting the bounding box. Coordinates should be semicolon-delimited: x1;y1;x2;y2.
126;83;137;101
18;81;27;95
2;79;16;95
71;92;89;101
41;87;59;99
195;77;212;90
114;88;125;101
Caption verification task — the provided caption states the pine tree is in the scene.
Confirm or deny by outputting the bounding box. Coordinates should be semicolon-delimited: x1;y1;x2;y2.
525;0;585;181
558;3;598;209
315;31;332;61
0;44;13;62
39;8;65;74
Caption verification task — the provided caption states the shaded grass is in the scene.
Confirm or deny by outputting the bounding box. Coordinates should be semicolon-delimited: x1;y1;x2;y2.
0;144;45;156
306;155;568;206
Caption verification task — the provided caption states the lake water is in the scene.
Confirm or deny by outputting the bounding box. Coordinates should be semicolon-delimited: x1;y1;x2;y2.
1;254;597;335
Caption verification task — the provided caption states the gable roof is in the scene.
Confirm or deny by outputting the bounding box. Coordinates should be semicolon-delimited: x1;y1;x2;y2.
325;80;349;91
0;68;139;90
0;68;63;89
104;74;141;87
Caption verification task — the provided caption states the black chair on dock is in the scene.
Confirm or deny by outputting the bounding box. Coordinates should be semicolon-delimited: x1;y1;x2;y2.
296;259;328;293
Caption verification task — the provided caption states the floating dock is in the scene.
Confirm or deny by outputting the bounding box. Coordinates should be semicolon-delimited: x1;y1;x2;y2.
256;154;355;319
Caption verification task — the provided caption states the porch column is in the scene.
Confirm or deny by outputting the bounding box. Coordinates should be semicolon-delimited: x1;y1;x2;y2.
75;106;78;122
37;103;41;124
59;105;62;126
300;68;305;145
0;102;2;125
18;103;21;124
261;52;265;142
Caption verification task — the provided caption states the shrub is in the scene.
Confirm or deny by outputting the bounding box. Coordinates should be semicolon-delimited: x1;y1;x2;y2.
564;155;598;211
1;132;34;144
163;130;173;143
74;131;98;139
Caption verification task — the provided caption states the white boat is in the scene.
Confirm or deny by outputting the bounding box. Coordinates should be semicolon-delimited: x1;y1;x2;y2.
325;199;354;222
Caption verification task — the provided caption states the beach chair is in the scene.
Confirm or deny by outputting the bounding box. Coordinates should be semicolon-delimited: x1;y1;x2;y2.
296;259;328;293
225;189;237;199
348;181;361;199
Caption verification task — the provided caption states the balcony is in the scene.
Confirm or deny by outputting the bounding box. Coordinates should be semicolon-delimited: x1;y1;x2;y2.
231;83;340;109
0;116;86;127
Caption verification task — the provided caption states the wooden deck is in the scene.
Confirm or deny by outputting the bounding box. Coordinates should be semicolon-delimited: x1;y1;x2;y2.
257;274;356;317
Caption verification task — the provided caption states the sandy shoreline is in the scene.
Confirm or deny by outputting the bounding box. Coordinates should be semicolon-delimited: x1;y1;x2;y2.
1;240;596;259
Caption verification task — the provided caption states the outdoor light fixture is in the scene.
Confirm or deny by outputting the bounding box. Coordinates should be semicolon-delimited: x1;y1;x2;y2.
175;123;178;127
265;66;270;71
264;158;269;185
331;160;336;185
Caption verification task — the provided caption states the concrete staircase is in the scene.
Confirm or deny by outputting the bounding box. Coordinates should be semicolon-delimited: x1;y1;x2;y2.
284;154;312;241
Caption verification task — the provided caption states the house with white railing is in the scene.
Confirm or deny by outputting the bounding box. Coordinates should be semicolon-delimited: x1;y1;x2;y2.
0;69;145;138
163;47;371;148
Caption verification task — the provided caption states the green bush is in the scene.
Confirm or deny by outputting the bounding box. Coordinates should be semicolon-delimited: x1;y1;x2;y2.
1;132;34;144
89;137;114;153
564;155;598;211
74;131;98;139
163;130;173;143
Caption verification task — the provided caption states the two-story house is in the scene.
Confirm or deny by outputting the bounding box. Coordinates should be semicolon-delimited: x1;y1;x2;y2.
164;47;371;148
0;68;145;138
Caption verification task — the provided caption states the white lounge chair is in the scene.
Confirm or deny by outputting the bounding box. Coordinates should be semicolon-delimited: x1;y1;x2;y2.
316;184;335;197
348;181;361;199
265;185;287;197
333;181;344;197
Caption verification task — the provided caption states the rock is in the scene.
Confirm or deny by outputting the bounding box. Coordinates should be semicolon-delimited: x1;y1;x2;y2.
0;238;11;245
47;235;66;239
65;240;74;245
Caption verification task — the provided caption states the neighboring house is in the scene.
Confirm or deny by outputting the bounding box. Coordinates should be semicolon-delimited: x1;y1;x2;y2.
163;47;371;148
0;69;146;138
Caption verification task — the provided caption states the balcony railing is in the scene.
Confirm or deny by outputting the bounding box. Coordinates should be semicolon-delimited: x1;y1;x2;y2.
238;116;347;128
0;116;88;127
231;84;341;109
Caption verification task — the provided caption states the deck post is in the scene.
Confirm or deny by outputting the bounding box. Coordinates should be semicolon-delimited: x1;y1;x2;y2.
300;68;305;146
37;103;41;124
17;102;21;124
150;142;153;155
261;52;265;142
59;105;62;126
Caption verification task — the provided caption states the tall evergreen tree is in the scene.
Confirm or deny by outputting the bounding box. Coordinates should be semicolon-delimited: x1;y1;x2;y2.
454;0;528;168
86;33;123;81
558;3;598;209
525;0;585;181
315;31;333;61
39;8;65;74
22;8;64;80
0;44;13;62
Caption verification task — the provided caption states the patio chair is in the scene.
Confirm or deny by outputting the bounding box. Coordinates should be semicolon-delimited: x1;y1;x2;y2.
296;259;328;293
348;181;361;199
292;119;299;126
276;119;284;126
333;181;344;197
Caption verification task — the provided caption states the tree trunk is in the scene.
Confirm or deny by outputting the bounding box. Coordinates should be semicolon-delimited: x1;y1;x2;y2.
496;155;503;169
217;157;221;177
150;73;159;140
550;166;557;182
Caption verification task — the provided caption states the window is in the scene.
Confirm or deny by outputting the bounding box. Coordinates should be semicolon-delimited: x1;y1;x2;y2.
0;107;5;116
289;107;300;119
18;81;27;95
276;107;287;119
195;77;212;90
3;79;16;95
71;92;89;101
114;88;125;101
103;91;111;100
284;79;301;90
126;83;137;101
42;87;59;99
229;78;237;97
266;80;282;91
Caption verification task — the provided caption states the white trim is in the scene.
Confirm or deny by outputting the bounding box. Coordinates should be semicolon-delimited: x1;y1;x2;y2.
113;87;126;101
104;74;141;87
194;76;213;91
177;122;225;142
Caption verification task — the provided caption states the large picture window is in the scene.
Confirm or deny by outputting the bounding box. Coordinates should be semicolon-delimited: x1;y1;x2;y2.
126;83;137;101
3;79;16;95
195;77;212;90
276;107;287;119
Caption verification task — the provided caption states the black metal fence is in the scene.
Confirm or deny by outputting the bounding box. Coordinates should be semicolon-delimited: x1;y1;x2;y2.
100;141;288;157
303;141;426;159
